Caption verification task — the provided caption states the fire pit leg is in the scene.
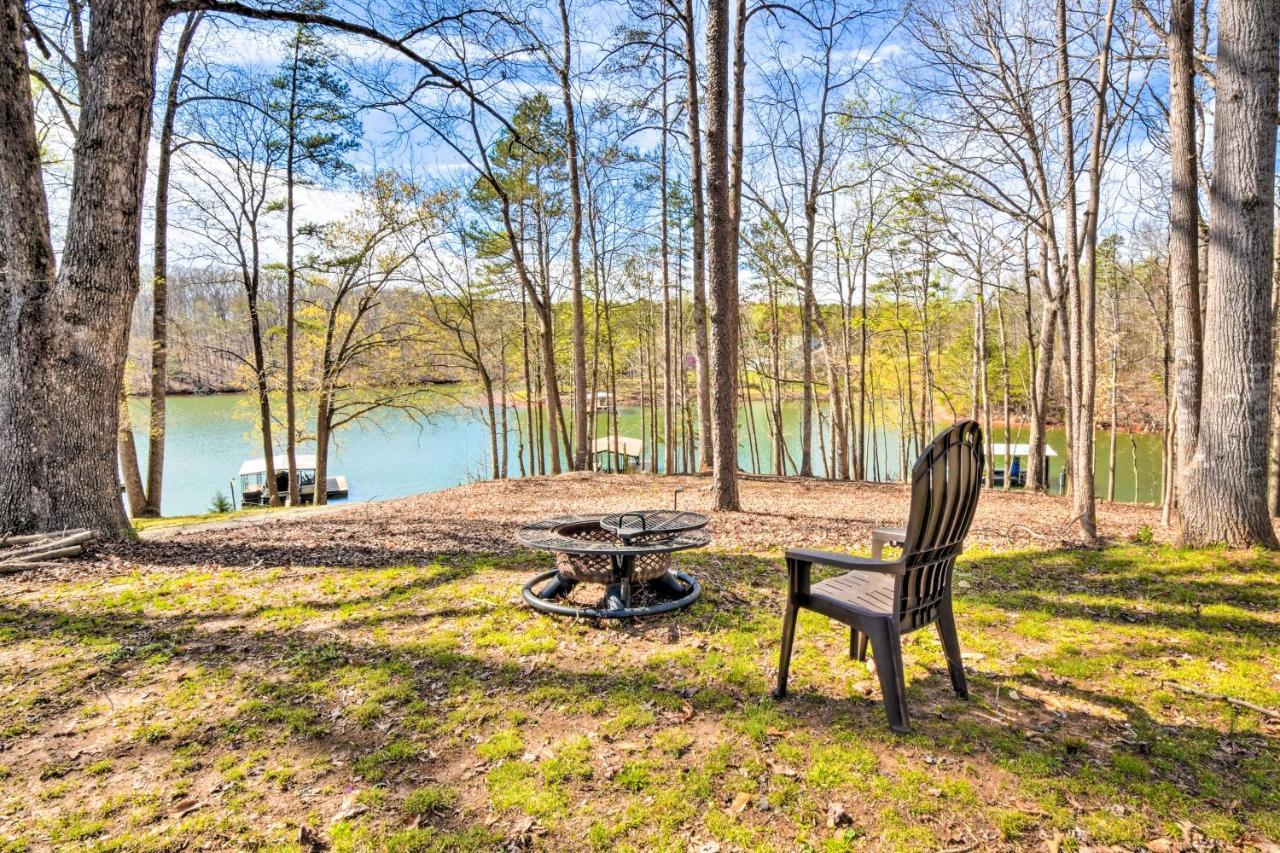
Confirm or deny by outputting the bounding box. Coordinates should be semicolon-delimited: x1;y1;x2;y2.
604;554;633;610
649;571;688;599
535;572;576;600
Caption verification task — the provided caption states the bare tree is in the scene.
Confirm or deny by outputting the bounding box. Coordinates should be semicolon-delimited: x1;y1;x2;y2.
138;11;203;517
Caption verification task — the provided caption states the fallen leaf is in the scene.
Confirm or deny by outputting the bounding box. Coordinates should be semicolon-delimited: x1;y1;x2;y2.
728;792;751;814
826;802;851;829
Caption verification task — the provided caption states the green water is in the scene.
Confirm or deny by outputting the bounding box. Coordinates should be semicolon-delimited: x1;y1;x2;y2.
126;393;1165;517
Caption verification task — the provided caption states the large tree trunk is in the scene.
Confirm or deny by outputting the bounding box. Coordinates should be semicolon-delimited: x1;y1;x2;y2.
1179;0;1279;547
704;0;739;510
142;12;201;517
0;0;162;536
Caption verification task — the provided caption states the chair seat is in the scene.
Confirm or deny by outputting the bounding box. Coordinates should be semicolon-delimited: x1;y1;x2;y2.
811;569;896;614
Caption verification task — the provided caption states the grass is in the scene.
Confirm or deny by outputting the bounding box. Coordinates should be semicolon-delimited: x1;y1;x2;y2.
0;543;1277;850
129;503;305;533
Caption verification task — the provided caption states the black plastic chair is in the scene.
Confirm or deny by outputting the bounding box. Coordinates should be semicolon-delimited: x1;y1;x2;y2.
772;420;985;733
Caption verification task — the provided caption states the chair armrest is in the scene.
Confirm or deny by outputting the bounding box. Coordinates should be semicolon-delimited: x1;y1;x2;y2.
785;548;904;576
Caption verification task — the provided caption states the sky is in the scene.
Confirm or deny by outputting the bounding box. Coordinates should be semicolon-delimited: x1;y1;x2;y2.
33;0;1183;298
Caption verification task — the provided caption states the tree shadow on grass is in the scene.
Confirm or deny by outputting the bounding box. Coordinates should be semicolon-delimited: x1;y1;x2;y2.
4;589;1276;847
4;544;1279;846
961;547;1280;641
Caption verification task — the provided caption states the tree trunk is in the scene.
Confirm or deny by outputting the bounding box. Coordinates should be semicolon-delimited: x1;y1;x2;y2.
995;291;1012;491
682;0;713;472
1270;215;1280;515
975;275;994;487
0;0;162;536
118;388;146;517
660;53;674;474
248;288;279;505
1179;0;1279;547
141;11;201;517
314;388;331;506
1169;0;1202;512
1107;278;1119;502
1053;0;1101;543
799;282;814;476
557;0;588;471
704;0;740;510
284;33;302;506
857;248;870;480
1027;294;1059;494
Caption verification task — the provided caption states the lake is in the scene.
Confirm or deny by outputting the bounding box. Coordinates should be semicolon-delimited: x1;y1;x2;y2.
126;393;1167;517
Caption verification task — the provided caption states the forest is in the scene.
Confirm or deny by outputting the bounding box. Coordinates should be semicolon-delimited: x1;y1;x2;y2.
2;0;1278;549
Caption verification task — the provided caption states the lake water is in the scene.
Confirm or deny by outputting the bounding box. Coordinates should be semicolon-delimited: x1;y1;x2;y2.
126;393;1166;517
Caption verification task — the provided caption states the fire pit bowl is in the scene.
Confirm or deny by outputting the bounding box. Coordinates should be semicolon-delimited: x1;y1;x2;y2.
515;512;710;619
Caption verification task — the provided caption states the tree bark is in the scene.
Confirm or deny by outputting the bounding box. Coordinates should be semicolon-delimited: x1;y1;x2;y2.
1169;0;1201;514
704;0;739;510
1179;0;1279;547
0;0;162;536
118;387;146;516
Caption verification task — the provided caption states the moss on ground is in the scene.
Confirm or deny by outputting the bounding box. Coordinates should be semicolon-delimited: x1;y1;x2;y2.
0;544;1276;850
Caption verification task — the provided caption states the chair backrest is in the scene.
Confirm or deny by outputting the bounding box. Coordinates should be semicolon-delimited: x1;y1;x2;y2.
896;420;985;632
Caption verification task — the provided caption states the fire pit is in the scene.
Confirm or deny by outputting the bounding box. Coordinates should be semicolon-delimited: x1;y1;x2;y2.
515;511;709;619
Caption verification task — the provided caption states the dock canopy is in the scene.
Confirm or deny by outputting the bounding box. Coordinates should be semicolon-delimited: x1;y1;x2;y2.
238;454;319;477
591;436;644;459
989;443;1057;459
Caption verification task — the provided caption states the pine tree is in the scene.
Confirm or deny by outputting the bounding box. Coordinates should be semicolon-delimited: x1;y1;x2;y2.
270;0;361;505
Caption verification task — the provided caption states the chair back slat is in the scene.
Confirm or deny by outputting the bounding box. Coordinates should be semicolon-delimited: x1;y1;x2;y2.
897;421;984;632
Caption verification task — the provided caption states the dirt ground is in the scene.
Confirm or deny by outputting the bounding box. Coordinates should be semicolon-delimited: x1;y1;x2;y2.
117;473;1166;573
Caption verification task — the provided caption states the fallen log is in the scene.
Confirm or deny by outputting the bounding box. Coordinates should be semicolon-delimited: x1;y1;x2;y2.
0;528;94;569
1;530;93;561
5;545;85;563
0;528;91;547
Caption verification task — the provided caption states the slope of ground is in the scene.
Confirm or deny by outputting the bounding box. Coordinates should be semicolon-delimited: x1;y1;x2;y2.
2;477;1275;852
122;473;1167;573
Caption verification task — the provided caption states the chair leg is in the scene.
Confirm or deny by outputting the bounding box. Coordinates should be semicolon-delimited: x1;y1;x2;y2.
936;597;968;699
850;628;867;662
773;600;799;699
866;620;910;734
